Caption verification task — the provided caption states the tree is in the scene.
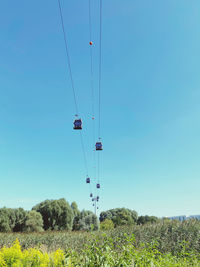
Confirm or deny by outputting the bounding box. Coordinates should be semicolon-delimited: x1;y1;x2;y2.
13;208;27;232
32;198;74;230
99;208;138;227
0;208;27;232
73;210;99;231
100;219;114;230
137;215;158;225
71;202;79;217
23;211;44;232
0;208;12;232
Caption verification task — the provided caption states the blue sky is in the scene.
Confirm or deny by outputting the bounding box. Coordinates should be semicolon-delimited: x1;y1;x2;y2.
0;0;200;217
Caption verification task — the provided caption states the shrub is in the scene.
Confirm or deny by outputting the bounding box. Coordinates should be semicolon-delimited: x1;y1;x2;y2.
100;219;114;230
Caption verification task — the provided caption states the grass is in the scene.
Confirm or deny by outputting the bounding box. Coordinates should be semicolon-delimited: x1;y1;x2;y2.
0;219;200;266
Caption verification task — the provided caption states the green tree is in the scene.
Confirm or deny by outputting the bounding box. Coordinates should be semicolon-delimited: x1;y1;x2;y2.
137;215;158;225
73;210;99;231
32;198;74;230
100;208;138;227
0;208;12;232
71;202;79;217
0;208;27;232
13;208;27;232
23;210;44;232
100;219;114;230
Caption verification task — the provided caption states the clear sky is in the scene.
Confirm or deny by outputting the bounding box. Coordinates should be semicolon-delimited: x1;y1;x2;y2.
0;0;200;217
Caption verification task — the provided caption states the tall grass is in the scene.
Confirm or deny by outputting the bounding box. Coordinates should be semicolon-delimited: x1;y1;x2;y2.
0;219;200;255
0;219;200;266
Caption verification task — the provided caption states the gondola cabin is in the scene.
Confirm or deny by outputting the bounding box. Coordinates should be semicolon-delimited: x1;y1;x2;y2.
90;193;93;197
97;196;99;201
86;177;90;184
96;142;103;150
96;183;100;189
73;119;82;130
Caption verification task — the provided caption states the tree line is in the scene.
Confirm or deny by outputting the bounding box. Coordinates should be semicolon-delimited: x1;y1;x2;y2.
0;198;159;232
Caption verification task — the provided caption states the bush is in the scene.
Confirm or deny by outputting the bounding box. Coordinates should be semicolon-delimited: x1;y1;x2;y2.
100;219;114;230
0;239;65;266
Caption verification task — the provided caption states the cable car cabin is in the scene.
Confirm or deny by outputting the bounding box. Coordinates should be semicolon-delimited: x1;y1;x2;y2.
90;193;93;197
96;142;103;151
73;119;82;130
86;177;90;184
92;198;94;201
97;196;99;201
96;183;100;189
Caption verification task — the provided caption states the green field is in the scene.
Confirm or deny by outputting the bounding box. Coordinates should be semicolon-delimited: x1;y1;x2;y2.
0;219;200;266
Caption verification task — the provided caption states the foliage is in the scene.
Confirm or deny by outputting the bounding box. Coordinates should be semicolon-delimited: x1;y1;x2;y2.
100;219;114;230
13;208;27;232
0;219;199;257
99;208;138;227
23;210;44;232
73;210;99;231
32;198;74;231
137;215;159;225
71;202;79;217
0;237;199;266
0;239;65;266
0;208;27;233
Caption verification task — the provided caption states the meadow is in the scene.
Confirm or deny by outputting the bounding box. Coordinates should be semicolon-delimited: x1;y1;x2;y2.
0;219;200;266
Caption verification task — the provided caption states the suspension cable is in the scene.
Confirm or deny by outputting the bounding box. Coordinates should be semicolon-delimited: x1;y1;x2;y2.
57;0;90;179
96;0;103;214
79;132;89;176
57;0;79;116
98;0;103;139
88;0;97;199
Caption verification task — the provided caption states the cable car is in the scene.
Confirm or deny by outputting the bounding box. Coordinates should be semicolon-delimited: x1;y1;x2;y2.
96;183;100;189
90;193;93;197
97;207;99;210
86;177;90;184
92;198;94;201
73;119;82;130
97;196;99;201
96;142;103;151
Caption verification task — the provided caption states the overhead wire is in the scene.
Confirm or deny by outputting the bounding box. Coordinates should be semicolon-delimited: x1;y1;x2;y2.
98;0;103;140
88;0;97;204
57;0;79;116
97;0;103;189
57;0;90;179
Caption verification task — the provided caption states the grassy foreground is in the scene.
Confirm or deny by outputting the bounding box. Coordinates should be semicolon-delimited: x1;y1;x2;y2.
0;220;200;266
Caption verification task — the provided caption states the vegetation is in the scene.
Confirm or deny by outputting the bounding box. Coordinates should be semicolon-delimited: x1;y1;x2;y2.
0;219;200;253
0;199;200;265
0;199;100;233
137;215;159;225
0;230;200;266
32;199;74;231
99;208;138;227
100;219;114;230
